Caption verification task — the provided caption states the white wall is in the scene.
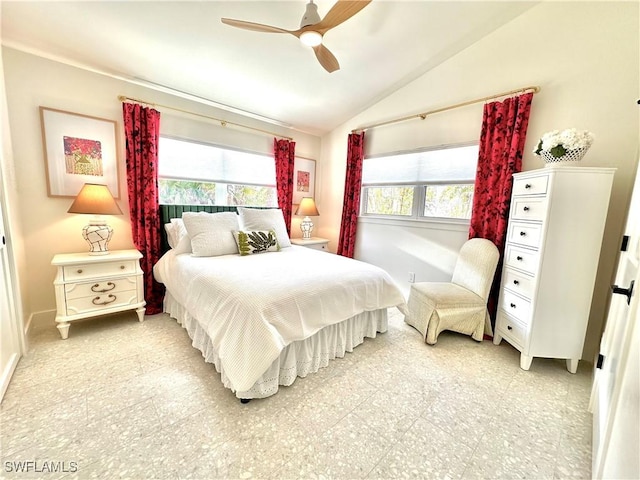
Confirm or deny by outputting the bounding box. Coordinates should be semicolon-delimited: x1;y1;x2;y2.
318;2;639;362
2;47;321;317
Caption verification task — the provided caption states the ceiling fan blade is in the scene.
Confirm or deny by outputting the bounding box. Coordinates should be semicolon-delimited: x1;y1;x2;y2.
221;18;294;35
316;0;372;33
312;44;340;73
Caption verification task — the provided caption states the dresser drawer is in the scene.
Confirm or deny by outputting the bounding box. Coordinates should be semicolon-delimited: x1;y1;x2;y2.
497;313;528;349
64;276;139;301
511;196;548;222
504;245;539;275
507;221;543;249
63;261;137;281
500;290;532;325
65;289;140;316
502;268;535;299
512;174;549;196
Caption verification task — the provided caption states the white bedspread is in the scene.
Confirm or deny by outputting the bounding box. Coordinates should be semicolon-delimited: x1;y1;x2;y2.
153;246;406;392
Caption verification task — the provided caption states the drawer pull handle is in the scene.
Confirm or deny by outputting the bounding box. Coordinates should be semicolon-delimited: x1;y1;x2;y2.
507;325;513;331
523;206;530;211
77;269;83;274
120;265;126;270
525;183;532;189
513;280;520;285
516;256;523;261
93;294;116;306
510;303;517;308
91;282;116;293
519;231;527;236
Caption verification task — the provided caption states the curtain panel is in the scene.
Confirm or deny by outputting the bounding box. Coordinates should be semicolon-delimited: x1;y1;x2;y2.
469;92;534;325
337;132;365;258
122;102;164;315
274;138;296;234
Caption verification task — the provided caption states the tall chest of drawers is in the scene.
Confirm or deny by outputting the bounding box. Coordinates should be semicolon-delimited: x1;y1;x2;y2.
52;249;146;339
493;166;615;373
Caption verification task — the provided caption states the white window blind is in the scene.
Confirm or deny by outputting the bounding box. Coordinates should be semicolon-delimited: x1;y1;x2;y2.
362;144;479;185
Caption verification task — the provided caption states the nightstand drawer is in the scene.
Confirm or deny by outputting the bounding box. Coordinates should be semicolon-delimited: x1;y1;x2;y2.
65;289;140;316
306;242;327;251
63;260;137;281
64;276;139;301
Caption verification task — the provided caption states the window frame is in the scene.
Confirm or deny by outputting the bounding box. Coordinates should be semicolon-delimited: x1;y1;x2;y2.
360;142;478;224
157;135;278;207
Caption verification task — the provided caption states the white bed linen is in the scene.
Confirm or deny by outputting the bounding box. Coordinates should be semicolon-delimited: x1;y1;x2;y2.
163;292;388;398
153;246;406;393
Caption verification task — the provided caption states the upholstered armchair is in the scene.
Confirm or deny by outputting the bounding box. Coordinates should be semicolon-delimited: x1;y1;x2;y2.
404;238;500;345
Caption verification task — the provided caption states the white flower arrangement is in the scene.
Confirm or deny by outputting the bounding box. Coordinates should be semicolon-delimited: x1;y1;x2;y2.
533;128;594;158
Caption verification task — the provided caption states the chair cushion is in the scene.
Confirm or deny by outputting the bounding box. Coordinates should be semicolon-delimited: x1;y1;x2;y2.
409;282;485;308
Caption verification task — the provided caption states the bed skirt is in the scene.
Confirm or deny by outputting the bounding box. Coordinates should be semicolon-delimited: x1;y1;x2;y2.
163;292;388;399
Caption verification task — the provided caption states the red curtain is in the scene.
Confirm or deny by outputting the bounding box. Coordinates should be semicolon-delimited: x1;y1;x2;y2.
122;102;164;315
274;138;296;234
469;92;533;324
337;132;365;258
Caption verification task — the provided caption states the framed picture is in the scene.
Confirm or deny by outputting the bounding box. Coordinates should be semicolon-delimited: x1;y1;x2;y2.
293;157;316;204
40;107;120;198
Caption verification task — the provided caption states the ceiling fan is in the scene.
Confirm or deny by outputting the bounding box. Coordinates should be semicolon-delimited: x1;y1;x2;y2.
221;0;372;73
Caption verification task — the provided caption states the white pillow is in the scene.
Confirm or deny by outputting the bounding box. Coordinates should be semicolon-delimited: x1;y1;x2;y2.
164;223;177;249
182;211;239;257
237;207;291;248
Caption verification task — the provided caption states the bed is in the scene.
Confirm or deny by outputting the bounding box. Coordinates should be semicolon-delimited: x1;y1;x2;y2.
153;204;407;400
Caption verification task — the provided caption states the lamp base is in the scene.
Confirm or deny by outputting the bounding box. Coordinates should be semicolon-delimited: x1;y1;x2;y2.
300;216;314;240
82;220;113;255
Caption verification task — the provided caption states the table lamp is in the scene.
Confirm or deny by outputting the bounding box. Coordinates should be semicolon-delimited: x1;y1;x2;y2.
67;183;123;255
295;197;319;240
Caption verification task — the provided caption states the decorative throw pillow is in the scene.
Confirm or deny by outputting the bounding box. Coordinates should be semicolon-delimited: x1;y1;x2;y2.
237;207;291;248
235;230;280;256
182;211;239;257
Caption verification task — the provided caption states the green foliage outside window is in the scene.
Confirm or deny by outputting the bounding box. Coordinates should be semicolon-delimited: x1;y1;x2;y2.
424;184;474;219
365;186;414;216
226;184;276;207
159;179;217;205
159;179;276;206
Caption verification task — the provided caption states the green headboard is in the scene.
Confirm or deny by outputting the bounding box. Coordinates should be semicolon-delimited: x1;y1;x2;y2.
159;204;271;253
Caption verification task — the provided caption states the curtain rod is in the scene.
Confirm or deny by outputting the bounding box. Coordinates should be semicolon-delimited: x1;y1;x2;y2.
351;85;540;134
118;95;293;141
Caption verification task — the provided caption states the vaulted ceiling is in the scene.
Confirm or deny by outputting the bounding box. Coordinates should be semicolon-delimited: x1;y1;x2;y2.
1;1;536;135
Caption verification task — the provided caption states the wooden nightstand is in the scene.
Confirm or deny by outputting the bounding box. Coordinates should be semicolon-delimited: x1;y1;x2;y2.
51;249;146;339
290;237;329;252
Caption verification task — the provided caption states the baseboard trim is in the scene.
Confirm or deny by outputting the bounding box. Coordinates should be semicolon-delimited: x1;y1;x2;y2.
0;352;20;403
26;309;56;336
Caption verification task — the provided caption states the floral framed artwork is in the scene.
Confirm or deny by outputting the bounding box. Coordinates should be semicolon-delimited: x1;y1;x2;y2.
40;107;120;198
293;157;316;204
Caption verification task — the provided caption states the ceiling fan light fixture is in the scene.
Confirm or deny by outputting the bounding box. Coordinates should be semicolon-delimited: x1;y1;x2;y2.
300;30;323;47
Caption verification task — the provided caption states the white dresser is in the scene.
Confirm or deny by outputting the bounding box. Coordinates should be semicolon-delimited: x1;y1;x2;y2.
493;166;615;373
52;249;146;339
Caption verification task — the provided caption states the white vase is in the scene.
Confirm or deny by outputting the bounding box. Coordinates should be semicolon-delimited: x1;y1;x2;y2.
541;147;589;166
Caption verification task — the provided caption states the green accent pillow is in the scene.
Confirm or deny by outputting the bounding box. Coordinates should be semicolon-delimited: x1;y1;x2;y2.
235;230;280;256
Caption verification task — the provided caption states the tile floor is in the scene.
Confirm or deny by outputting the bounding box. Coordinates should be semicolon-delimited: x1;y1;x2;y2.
1;309;593;479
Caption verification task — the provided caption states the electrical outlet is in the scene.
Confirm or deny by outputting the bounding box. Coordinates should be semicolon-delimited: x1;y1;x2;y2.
408;272;415;283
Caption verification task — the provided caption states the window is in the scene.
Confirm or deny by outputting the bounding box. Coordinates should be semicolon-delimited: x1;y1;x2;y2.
361;144;478;221
158;136;277;206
